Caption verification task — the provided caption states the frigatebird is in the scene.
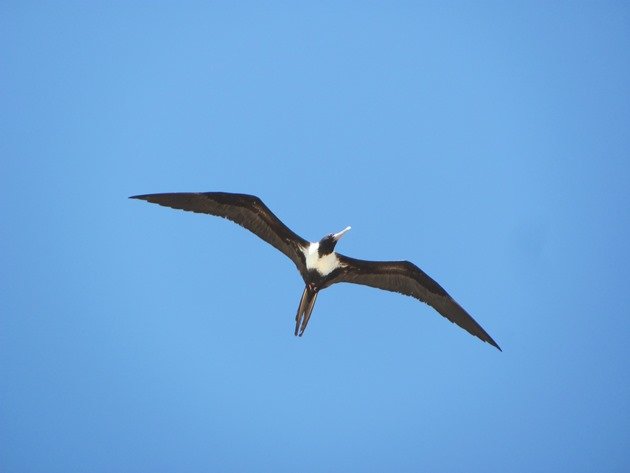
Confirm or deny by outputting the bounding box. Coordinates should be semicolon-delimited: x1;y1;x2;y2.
130;192;500;350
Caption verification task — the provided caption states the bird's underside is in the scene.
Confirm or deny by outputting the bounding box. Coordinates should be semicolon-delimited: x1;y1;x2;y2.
130;191;501;351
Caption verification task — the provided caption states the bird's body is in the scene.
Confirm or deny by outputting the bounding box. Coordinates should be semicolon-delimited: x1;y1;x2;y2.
130;191;500;350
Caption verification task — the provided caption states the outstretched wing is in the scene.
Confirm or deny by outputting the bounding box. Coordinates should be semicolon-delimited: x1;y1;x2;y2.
130;192;309;275
330;255;501;350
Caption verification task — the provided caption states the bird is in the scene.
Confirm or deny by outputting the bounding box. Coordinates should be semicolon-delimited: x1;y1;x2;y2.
130;191;500;350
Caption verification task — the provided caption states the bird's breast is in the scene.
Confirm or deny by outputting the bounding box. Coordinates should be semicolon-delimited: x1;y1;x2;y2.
303;243;342;277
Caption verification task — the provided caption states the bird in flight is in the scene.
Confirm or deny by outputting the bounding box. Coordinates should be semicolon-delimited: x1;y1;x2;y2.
130;192;500;350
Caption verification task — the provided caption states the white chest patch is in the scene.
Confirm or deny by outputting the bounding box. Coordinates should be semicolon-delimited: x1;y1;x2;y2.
303;243;342;276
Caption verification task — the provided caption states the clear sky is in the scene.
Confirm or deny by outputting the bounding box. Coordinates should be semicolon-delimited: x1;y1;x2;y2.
2;2;629;472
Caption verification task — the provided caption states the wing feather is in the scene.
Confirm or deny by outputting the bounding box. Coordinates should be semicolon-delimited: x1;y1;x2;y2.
130;192;308;275
332;254;501;350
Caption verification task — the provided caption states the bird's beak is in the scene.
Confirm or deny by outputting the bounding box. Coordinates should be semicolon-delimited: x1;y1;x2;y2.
333;226;351;241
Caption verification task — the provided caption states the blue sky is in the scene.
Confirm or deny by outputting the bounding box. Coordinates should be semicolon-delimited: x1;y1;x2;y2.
2;2;629;472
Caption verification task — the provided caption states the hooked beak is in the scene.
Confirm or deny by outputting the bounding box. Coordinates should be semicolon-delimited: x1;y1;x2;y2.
332;226;351;241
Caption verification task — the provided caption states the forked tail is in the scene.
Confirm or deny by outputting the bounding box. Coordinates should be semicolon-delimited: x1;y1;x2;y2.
294;285;318;337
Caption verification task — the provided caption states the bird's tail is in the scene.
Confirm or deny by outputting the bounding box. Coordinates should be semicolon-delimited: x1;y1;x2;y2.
294;285;318;337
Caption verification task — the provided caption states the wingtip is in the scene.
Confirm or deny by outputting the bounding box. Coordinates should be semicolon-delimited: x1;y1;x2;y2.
489;339;502;352
129;194;158;202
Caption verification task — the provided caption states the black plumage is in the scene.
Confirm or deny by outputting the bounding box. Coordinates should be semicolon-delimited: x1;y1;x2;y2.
130;191;500;350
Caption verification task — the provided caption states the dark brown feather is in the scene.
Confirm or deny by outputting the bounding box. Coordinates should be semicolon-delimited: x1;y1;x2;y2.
330;255;501;350
130;192;309;276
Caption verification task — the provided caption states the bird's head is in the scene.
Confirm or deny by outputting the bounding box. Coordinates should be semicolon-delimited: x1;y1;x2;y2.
318;226;351;256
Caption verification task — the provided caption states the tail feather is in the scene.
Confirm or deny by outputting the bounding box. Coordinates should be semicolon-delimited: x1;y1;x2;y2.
299;291;318;337
294;286;310;336
294;286;318;336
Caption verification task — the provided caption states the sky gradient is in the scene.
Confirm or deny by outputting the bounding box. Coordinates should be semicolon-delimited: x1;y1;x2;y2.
2;2;629;472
